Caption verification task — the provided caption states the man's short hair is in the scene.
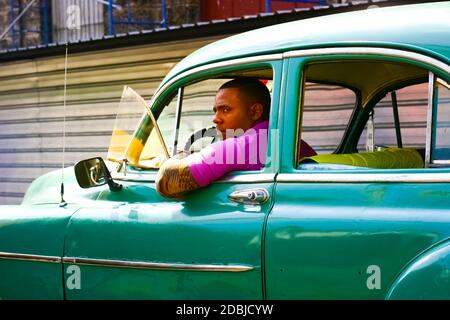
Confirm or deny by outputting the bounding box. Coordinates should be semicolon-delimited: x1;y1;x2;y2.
219;78;271;121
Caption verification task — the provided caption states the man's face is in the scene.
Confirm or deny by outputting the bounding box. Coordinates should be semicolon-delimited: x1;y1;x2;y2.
213;87;257;139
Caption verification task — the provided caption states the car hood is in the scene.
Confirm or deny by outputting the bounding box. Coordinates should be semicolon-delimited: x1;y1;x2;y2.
22;165;108;206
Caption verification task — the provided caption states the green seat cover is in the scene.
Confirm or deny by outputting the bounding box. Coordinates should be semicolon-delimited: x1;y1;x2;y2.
301;148;424;169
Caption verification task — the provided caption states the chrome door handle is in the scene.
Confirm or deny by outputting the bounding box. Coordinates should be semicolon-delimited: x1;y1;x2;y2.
228;188;269;205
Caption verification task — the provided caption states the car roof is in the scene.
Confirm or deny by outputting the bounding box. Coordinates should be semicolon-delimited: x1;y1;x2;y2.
160;1;450;88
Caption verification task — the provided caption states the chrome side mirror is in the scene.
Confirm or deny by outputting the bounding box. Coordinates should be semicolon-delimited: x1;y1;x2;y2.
74;157;122;191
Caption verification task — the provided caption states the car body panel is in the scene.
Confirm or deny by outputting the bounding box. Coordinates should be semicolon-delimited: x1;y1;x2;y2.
22;166;106;206
0;205;78;299
386;240;450;300
63;178;274;299
266;182;450;299
55;62;283;299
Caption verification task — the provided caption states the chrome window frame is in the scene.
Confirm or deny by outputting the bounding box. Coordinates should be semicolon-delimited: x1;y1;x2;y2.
283;48;450;72
425;71;435;167
151;54;283;104
277;172;450;183
430;77;450;165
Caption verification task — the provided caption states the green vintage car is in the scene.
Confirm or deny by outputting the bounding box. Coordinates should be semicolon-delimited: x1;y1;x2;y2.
1;2;449;300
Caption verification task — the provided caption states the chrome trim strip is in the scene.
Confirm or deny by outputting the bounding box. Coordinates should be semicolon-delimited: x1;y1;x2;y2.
217;173;275;183
151;54;283;104
63;257;254;272
0;252;61;263
277;173;450;183
433;160;450;164
111;172;275;184
284;48;450;73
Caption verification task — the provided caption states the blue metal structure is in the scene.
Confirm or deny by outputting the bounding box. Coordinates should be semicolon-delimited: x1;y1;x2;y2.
5;0;51;49
3;0;168;49
1;0;330;49
107;0;168;36
9;0;21;47
40;0;50;45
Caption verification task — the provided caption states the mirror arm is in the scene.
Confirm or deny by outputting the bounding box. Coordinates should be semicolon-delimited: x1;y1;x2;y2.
107;177;123;192
101;161;123;192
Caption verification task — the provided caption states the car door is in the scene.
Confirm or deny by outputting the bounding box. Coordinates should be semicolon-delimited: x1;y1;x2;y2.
62;57;282;299
265;50;450;299
0;204;78;299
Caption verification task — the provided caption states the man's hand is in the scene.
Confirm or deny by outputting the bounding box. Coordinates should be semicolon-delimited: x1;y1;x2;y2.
155;157;200;198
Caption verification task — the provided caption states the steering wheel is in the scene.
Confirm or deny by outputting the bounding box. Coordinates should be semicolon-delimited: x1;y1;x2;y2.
183;126;219;154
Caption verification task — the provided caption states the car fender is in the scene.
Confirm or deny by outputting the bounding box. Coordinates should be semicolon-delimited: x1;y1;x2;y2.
386;240;450;300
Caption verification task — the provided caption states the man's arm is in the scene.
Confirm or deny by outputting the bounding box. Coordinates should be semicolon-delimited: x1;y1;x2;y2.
155;157;200;198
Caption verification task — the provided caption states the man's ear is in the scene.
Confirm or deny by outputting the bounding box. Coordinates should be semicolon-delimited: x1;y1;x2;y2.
250;103;264;121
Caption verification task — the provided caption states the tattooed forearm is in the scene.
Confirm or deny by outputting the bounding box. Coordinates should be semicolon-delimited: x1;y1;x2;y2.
156;157;199;198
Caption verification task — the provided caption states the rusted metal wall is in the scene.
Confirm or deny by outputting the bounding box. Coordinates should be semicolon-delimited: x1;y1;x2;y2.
200;0;318;21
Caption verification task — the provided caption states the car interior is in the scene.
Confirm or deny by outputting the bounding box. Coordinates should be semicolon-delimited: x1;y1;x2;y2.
298;59;432;170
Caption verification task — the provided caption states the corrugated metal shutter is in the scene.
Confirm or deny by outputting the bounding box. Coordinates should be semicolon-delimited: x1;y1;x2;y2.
0;36;223;204
52;0;105;43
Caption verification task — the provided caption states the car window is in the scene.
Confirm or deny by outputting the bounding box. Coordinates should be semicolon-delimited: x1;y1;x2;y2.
296;59;430;170
432;78;450;162
157;91;179;156
299;82;356;157
357;83;428;153
156;79;227;156
156;67;274;159
107;86;159;164
177;79;227;154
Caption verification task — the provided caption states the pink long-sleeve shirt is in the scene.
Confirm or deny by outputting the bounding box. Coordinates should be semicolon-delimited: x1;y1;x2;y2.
187;120;316;187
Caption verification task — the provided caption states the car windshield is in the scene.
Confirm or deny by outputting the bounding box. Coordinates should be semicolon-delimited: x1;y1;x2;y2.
106;86;169;170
